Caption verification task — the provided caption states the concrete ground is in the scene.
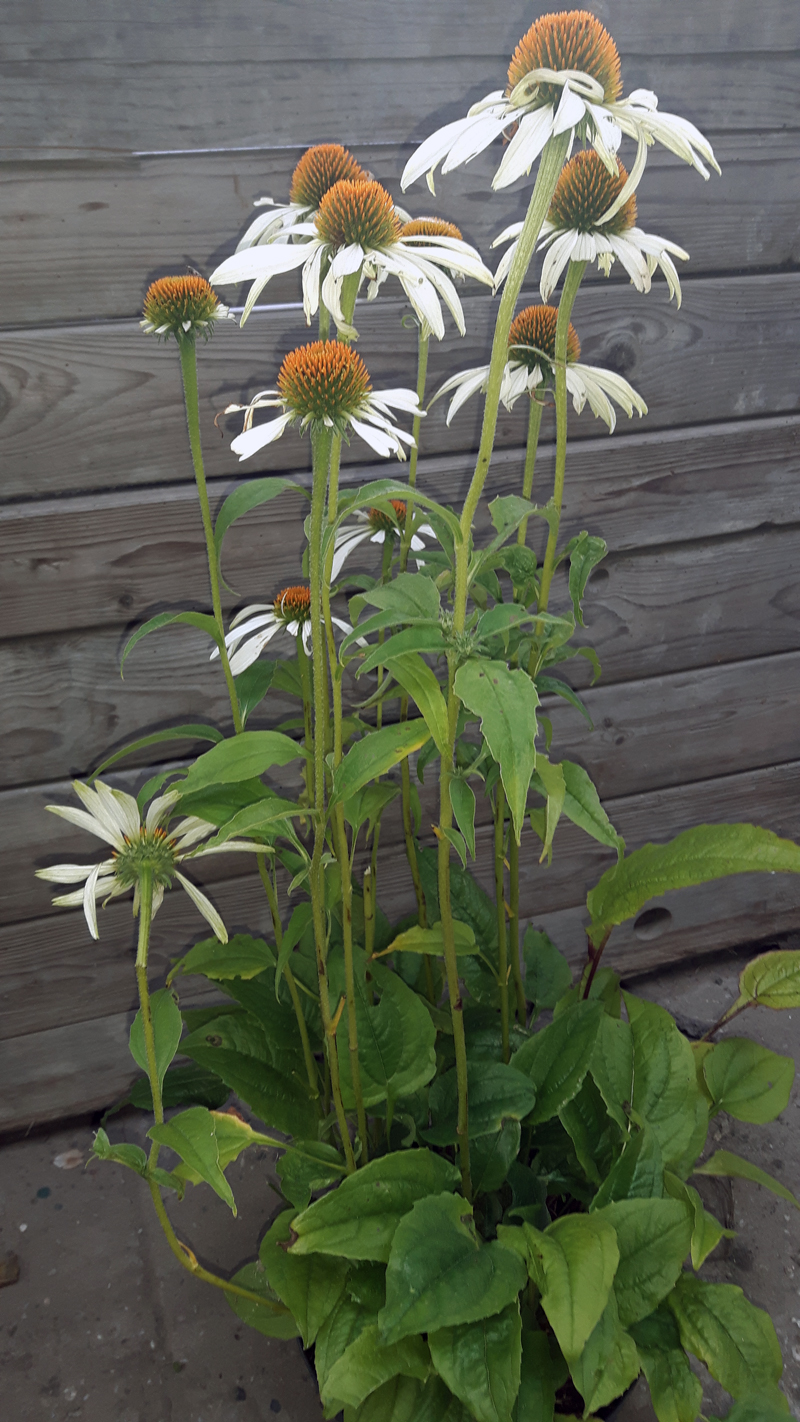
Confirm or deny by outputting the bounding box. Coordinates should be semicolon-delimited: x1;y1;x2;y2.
1;945;798;1422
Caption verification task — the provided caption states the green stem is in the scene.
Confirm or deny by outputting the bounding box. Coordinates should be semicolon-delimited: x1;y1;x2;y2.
400;733;427;929
517;396;544;546
363;864;376;960
399;327;430;573
257;854;319;1101
177;336;242;734
438;666;472;1199
536;259;586;615
507;832;525;1021
309;425;355;1172
454;132;569;635
494;787;510;1063
297;636;315;807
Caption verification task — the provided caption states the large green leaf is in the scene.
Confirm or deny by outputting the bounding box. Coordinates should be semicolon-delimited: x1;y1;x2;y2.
389;653;450;756
323;1324;430;1414
708;1399;790;1422
276;1141;348;1210
180;1013;318;1138
625;995;707;1174
379;1193;527;1344
429;1300;521;1422
587;824;800;948
595;1198;692;1326
224;1261;299;1339
315;1294;376;1404
359;627;446;676
522;929;572;1015
291;1150;459;1262
663;1173;732;1269
129;988;183;1097
337;968;437;1110
234;658;279;726
566;531;607;627
195;795;303;851
631;1307;703;1422
425;1063;537;1146
591;1125;664;1210
558;1074;619;1187
517;1329;567;1422
92;723;223;777
569;1292;639;1415
470;1121;521;1197
342;1374;455;1422
121;1061;230;1115
523;1214;619;1365
224;971;314;1065
736;948;800;1009
173;1110;283;1185
668;1274;783;1399
178;729;304;795
454;660;538;842
511;1002;602;1125
332;721;432;803
694;1149;800;1209
589;1014;634;1132
449;778;477;860
703;1037;794;1124
148;1105;237;1212
531;757;565;864
379;920;477;958
120;610;224;674
560;760;624;855
168;933;275;984
260;1209;348;1348
214;475;297;560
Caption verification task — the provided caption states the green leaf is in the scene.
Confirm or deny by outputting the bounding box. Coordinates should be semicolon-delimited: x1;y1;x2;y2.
179;729;304;794
534;675;593;729
379;920;477;958
379;1192;527;1344
292;1150;460;1262
277;1141;348;1210
737;948;800;1009
172;776;277;825
569;1292;639;1415
129;988;182;1097
181;1027;318;1139
195;795;303;851
359;626;445;675
168;932;275;984
471;1121;521;1196
663;1173;732;1269
668;1273;783;1399
122;1062;230;1115
390;652;450;756
449;779;476;860
344;783;401;840
523;1214;619;1365
595;1198;692;1326
708;1398;790;1422
214;475;296;559
92;723;223;778
522;929;572;1015
172;1109;284;1185
631;1306;703;1422
360;569;442;621
558;1074;619;1187
589;1015;634;1133
587;823;800;948
332;721;432;803
517;1328;567;1422
454;660;538;842
234;658;279;726
703;1037;794;1123
148;1106;237;1212
342;1375;446;1422
511;1002;602;1125
560;761;623;855
426;1063;537;1146
120;610;223;675
274;900;314;997
260;1209;348;1348
315;1294;376;1404
337;969;437;1110
417;848;498;951
591;1125;664;1210
566;532;607;627
625;995;707;1174
323;1323;430;1413
225;1260;299;1339
694;1149;800;1209
429;1299;521;1422
91;1128;148;1176
531;758;565;864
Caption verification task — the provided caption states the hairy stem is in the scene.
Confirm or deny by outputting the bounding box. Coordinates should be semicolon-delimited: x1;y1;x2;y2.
494;786;510;1062
536;259;586;615
257;854;319;1101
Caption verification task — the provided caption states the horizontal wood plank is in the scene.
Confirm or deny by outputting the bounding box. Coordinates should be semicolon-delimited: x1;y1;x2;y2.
5;757;800;1042
1;417;798;641
2;132;796;327
2;275;798;501
0;1011;139;1132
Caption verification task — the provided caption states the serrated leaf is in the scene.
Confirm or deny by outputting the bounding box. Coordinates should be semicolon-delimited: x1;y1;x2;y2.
560;760;623;854
522;1213;619;1365
129;988;182;1097
694;1149;800;1209
737;948;800;1009
122;1062;230;1115
148;1106;236;1212
180;1015;318;1139
595;1197;692;1326
260;1209;348;1348
454;660;538;842
625;995;708;1174
522;928;572;1015
566;531;607;627
378;920;476;957
336;968;437;1110
323;1323;430;1413
511;1002;602;1125
591;1125;663;1210
169;933;275;984
425;1063;537;1145
179;729;304;795
332;721;432;803
631;1306;703;1422
703;1037;794;1124
277;1141;347;1211
429;1299;521;1422
668;1274;783;1399
390;652;450;756
589;1014;634;1133
449;779;476;860
569;1292;639;1415
663;1173;732;1269
530;757;565;864
359;626;446;676
225;1260;299;1339
470;1120;521;1196
517;1328;567;1422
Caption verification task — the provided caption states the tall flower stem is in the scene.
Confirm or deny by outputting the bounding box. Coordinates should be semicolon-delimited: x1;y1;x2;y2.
399;326;430;574
257;853;319;1101
297;638;315;805
517;396;545;546
454;132;569;636
536;259;586;615
177;335;242;734
494;786;510;1062
309;425;355;1171
438;663;472;1199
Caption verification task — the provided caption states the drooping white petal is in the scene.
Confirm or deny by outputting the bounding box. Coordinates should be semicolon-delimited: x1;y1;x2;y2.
231;412;293;461
349;416;402;459
301;240;325;325
367;387;424;414
585;102;621;173
402;113;489;191
145;788;182;834
567;366;615;430
539;229;579;300
235;202;303;251
36;860;114;885
330;527;373;582
82;863;103;940
492;221;524;251
605;233;651;291
492;105;555;190
401;251;466;335
172;815;217;851
434;365;491;424
209;242;311;287
552;82;587;136
174;871;228;943
598;133;648;226
572;231;600;262
441;109;512;175
52;877;116;910
228;620;285;675
329;242;365;278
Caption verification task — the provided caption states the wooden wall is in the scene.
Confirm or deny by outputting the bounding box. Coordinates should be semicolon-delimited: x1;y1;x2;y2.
2;0;799;1130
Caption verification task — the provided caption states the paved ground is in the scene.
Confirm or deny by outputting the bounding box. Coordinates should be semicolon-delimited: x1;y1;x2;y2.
1;945;798;1422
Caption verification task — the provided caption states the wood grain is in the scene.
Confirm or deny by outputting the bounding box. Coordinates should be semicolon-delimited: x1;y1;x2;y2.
2;132;796;327
2;275;798;501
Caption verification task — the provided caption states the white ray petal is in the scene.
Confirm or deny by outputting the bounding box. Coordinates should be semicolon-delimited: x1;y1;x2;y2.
598;133;648;225
329;242;365;277
172;815;217;851
492;106;554;190
301;240;325;324
552;82;586;136
210;242;311;286
330;528;372;581
367;387;423;414
231;412;293;461
82;863;103;940
36;860;114;885
228;620;285;675
349;416;401;459
174;872;228;943
606;233;650;291
145;788;182;833
442;110;512;173
539;229;579;301
402;113;488;190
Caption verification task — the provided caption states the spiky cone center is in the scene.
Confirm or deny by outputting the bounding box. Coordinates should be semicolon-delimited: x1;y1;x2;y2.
278;340;372;423
316;179;401;250
368;499;407;532
275;584;312;624
113;826;177;890
142;275;223;340
548;150;636;235
508;304;580;376
508;9;622;108
401;217;463;243
289;143;368;209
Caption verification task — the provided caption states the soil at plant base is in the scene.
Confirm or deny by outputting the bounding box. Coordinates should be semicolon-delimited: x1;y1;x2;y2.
0;942;798;1422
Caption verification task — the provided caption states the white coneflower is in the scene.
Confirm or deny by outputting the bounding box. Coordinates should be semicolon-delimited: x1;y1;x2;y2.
140;274;232;341
35;781;263;941
331;499;436;581
235;143;370;253
210;178;493;336
401;9;718;194
211;584;355;673
432;303;646;434
223;339;423;463
495;150;689;305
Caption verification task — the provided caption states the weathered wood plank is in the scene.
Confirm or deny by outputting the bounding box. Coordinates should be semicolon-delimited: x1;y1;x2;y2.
5;757;800;1042
0;1012;139;1132
2;132;796;327
2;275;798;501
3;416;798;640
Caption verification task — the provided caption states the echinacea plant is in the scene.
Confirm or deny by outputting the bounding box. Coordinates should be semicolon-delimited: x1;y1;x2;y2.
41;13;800;1422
